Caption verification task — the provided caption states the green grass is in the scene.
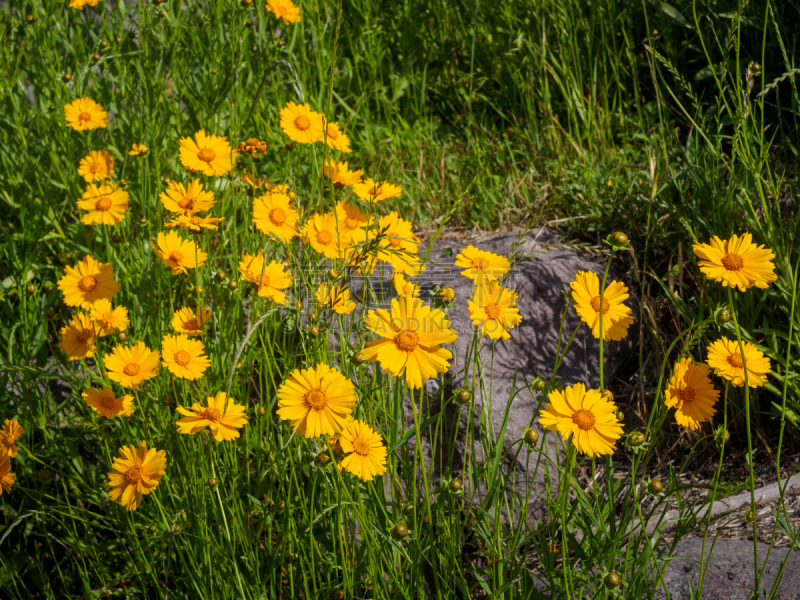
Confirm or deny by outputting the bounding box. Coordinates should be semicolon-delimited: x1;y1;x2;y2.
1;0;800;597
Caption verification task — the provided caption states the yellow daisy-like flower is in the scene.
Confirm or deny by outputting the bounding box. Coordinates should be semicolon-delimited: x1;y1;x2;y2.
303;212;349;260
107;441;166;511
361;296;458;389
58;255;120;308
160;179;216;215
693;233;778;292
89;298;129;336
373;212;420;274
253;191;299;243
179;130;234;177
155;231;207;275
60;313;97;360
324;160;364;188
393;273;421;298
266;0;301;24
1;419;24;458
315;283;357;314
0;449;14;496
664;358;719;430
238;252;293;304
161;334;210;381
279;101;325;144
77;182;129;226
707;337;771;388
336;201;372;245
353;178;403;203
176;392;249;442
77;149;115;183
538;383;623;456
570;271;634;342
64;97;108;131
165;214;225;232
82;387;135;419
454;245;510;284
339;420;388;482
171;306;212;337
468;282;522;340
129;143;148;156
276;364;357;438
321;120;351;153
103;342;160;389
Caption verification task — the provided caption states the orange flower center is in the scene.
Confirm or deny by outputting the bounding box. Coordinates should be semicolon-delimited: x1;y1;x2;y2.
78;111;92;122
173;350;191;366
388;237;402;249
471;258;488;270
368;186;382;197
178;197;194;210
403;284;414;295
259;275;271;288
352;438;371;456
126;465;143;484
79;275;98;292
76;331;88;343
590;296;611;313
294;116;310;131
95;197;111;211
304;389;328;411
201;407;222;421
197;148;216;163
124;363;141;376
572;409;596;431
103;312;115;324
317;230;333;245
394;331;420;352
190;217;204;227
727;353;744;368
184;318;200;331
721;253;744;271
484;305;501;319
169;250;184;263
345;217;359;230
89;162;102;174
100;395;116;409
679;386;695;404
269;208;287;225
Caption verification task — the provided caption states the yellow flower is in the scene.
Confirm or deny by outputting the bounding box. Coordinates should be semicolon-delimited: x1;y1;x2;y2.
665;358;719;430
179;130;234;177
237;138;268;157
324;160;364;188
238;252;293;304
103;342;160;389
361;296;458;389
454;245;510;284
107;441;166;511
155;231;207;275
171;306;212;337
165;214;225;232
336;201;372;245
468;282;522;340
707;337;771;388
279;101;324;144
303;212;349;260
160;179;215;215
315;283;357;314
0;449;15;496
1;419;24;458
253;191;299;243
82;387;135;419
77;182;129;226
276;364;357;438
538;383;623;456
68;0;100;9
321;120;351;152
373;212;421;274
64;97;108;131
129;143;148;156
339;420;388;482
266;0;301;24
570;271;634;342
176;392;249;442
89;298;129;336
693;233;777;291
353;178;402;203
60;313;97;360
58;255;120;308
77;149;115;183
161;334;210;381
393;273;421;298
